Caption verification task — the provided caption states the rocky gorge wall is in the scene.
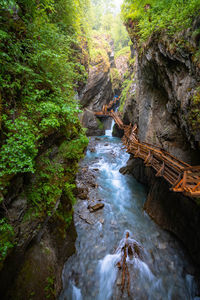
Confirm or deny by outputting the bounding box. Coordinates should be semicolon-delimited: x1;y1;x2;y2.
118;17;200;265
0;135;84;300
123;17;200;164
79;34;130;137
79;34;114;136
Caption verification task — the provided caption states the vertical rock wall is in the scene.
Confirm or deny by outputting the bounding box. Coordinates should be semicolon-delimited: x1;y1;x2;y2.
123;18;200;164
120;17;200;265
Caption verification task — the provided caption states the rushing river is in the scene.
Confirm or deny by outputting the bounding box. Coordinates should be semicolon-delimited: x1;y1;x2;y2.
60;124;199;300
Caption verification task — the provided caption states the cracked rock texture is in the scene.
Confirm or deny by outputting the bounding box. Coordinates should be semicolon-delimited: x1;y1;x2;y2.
121;17;200;265
123;17;200;164
79;35;114;136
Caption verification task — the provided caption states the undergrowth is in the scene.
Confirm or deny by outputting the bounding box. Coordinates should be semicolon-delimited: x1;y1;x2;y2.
0;0;90;263
121;0;200;44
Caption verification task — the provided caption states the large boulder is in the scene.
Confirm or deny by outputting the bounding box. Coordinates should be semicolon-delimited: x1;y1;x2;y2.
81;110;105;136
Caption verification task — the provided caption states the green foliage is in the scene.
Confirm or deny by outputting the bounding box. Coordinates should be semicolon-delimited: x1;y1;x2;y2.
110;68;121;91
121;0;200;43
115;46;131;59
0;0;90;263
96;118;104;130
189;87;200;132
0;116;38;179
64;133;89;160
64;183;76;206
0;0;89;187
89;32;111;70
0;218;15;262
119;78;133;112
110;15;130;51
27;131;88;218
44;276;55;299
90;1;130;51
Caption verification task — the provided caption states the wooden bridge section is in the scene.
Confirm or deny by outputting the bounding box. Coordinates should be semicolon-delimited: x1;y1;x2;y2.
94;103;200;198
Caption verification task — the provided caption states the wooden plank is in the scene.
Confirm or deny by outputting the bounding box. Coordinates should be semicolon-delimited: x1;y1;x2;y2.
94;102;200;197
156;162;165;177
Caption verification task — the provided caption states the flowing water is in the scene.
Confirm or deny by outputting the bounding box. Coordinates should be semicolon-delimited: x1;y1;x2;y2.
60;125;199;300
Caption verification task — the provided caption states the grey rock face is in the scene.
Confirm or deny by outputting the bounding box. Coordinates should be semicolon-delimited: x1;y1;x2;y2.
123;23;200;164
79;63;113;136
81;110;105;136
120;18;200;266
80;67;113;111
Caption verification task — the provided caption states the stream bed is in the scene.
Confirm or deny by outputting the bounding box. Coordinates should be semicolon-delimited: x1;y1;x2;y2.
60;128;199;300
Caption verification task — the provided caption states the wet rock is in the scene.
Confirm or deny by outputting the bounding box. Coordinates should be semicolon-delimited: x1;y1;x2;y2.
93;168;99;171
116;278;122;286
111;220;117;226
9;196;27;222
112;123;124;138
78;192;88;200
169;261;175;271
99;218;104;224
158;243;167;250
81;110;105;136
87;269;93;276
89;147;96;153
88;203;104;212
76;185;89;200
119;166;129;175
90;183;97;188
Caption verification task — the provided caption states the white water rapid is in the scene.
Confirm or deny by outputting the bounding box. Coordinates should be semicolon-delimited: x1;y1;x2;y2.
59;127;199;300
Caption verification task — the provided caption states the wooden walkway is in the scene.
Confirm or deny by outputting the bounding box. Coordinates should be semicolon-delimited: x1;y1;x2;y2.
94;103;200;198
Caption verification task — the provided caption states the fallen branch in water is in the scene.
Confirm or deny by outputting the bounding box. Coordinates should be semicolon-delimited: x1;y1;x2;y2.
116;232;143;298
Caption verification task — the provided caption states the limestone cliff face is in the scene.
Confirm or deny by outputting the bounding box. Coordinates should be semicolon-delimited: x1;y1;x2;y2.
120;17;200;264
80;60;112;111
80;34;114;136
123;17;200;164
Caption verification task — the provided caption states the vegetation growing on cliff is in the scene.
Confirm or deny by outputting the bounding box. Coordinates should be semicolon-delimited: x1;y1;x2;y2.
89;32;111;70
0;0;89;264
121;0;200;43
189;87;200;133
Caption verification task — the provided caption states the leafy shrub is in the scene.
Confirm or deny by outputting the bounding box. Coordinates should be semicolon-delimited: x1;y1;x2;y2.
0;116;38;179
189;87;200;132
121;0;200;43
0;0;90;263
0;218;15;262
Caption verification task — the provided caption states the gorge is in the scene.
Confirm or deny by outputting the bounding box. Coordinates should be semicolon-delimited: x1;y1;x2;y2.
0;0;200;299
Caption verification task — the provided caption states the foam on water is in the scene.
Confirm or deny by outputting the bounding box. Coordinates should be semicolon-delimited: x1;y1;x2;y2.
60;136;199;300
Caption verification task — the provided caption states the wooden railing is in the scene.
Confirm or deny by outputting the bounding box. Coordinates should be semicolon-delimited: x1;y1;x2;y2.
94;103;200;198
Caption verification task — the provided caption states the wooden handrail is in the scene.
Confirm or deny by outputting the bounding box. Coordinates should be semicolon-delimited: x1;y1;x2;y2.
93;99;200;198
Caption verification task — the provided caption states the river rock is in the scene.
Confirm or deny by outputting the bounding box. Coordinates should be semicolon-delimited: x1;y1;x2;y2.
158;243;167;250
88;203;104;212
116;278;122;286
78;192;88;200
76;186;89;200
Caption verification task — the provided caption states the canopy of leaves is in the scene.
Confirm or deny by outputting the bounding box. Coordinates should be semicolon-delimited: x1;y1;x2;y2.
121;0;200;43
90;0;130;51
